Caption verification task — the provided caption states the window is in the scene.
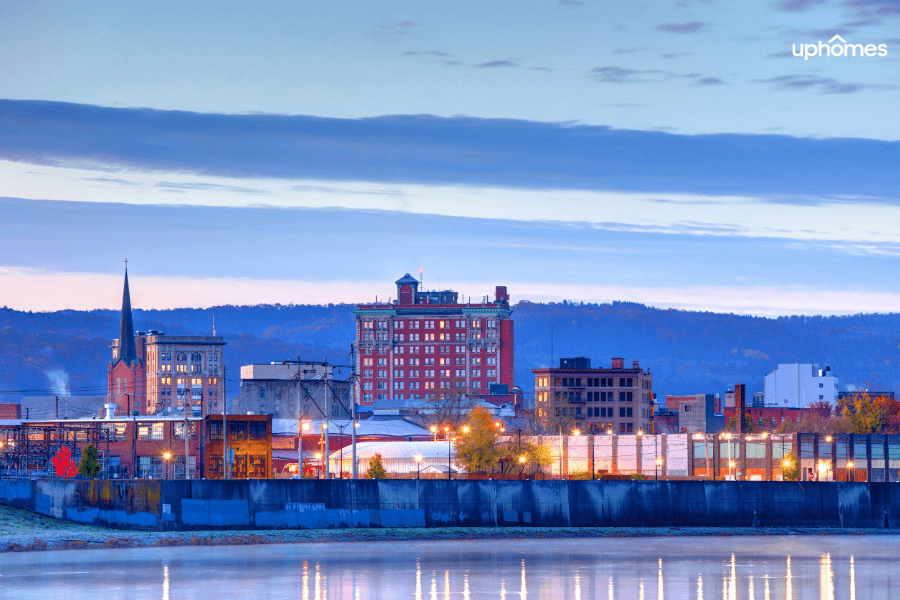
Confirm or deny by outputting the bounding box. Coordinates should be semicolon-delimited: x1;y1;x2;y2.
619;407;633;417
377;358;388;366
471;369;481;377
819;383;824;388
377;381;387;390
249;421;266;440
363;358;373;366
228;421;247;441
377;369;387;378
174;422;198;440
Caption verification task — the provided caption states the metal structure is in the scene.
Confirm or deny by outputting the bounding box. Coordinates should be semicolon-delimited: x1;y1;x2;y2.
0;424;115;479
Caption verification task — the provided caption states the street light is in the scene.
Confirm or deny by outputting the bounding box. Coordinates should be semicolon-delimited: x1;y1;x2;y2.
572;429;581;436
314;452;323;479
414;453;423;479
847;460;855;482
298;420;311;479
447;434;454;481
655;457;663;481
518;455;526;480
163;451;172;480
430;425;438;442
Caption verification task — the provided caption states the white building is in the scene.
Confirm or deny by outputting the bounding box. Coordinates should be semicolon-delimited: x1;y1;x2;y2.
764;364;838;408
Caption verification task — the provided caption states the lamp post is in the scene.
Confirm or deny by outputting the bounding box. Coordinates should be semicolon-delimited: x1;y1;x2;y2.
847;460;854;482
430;425;438;442
314;452;323;479
162;451;172;480
298;420;310;479
415;453;422;479
655;457;663;481
447;431;453;481
519;455;526;480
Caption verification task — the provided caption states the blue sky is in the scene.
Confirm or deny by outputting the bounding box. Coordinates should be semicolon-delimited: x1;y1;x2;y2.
0;1;898;315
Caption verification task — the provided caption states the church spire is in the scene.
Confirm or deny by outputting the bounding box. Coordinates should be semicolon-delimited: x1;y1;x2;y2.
118;267;137;364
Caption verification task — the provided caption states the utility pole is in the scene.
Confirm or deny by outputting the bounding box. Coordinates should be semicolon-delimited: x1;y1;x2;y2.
323;360;330;480
184;405;190;480
351;344;358;480
223;365;229;480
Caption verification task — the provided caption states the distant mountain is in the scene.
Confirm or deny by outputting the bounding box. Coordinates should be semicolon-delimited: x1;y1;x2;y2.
1;302;899;406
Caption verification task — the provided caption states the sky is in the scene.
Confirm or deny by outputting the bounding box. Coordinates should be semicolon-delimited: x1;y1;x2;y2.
0;1;898;315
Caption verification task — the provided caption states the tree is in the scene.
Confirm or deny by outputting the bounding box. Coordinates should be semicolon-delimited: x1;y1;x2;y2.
523;441;554;476
423;384;477;429
454;406;503;473
781;450;800;481
77;443;102;478
366;453;387;479
301;458;316;478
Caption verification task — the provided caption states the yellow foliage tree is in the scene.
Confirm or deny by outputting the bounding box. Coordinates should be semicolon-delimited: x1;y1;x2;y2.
453;407;502;473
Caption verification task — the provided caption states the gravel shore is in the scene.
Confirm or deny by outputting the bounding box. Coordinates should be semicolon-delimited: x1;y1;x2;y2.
1;504;895;553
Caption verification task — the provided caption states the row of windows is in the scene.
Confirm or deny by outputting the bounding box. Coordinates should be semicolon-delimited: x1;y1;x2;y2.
364;380;488;391
361;345;498;355
363;318;499;330
208;421;267;441
536;376;647;389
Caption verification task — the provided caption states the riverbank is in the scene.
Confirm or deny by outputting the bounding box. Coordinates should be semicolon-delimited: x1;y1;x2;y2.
2;505;898;553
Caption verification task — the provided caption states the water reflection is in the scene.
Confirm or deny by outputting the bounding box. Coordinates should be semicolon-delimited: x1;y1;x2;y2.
2;536;899;599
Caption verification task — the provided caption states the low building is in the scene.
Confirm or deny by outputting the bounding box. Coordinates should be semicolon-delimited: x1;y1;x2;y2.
722;406;804;431
764;363;838;408
2;414;271;480
533;357;654;434
665;394;725;434
236;363;352;419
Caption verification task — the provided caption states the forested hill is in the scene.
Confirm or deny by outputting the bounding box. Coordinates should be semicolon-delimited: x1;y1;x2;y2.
2;301;899;405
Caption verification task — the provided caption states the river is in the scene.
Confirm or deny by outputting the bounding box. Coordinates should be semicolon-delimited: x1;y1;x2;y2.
2;535;899;599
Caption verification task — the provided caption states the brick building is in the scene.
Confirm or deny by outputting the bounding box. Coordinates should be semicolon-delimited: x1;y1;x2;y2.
533;357;654;434
354;274;514;406
237;364;351;419
107;270;225;417
18;414;271;479
665;394;725;434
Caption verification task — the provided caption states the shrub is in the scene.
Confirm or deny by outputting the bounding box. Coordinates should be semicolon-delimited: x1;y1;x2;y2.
367;453;387;479
77;443;102;478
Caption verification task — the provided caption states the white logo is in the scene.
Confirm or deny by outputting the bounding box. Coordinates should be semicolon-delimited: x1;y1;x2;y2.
793;35;887;60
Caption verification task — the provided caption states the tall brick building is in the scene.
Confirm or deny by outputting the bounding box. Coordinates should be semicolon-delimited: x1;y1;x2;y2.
354;274;514;405
533;357;654;434
107;270;226;416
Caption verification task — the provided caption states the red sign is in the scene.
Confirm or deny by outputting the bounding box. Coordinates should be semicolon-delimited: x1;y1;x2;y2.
51;446;79;479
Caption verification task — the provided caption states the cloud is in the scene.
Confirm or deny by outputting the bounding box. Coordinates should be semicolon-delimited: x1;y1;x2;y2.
693;77;725;85
660;52;693;59
558;0;584;7
82;177;142;186
613;47;651;54
376;21;417;35
590;66;658;82
473;60;518;68
155;181;271;194
656;22;705;33
777;0;826;12
401;50;454;58
841;0;900;26
753;75;895;94
600;103;647;108
767;51;795;58
0;100;897;199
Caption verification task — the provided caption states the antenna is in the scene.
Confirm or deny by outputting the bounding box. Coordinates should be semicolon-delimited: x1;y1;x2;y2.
212;314;216;336
419;267;424;289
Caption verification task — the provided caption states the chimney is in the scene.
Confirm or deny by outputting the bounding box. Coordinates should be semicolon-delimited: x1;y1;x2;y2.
104;403;117;420
611;358;624;369
632;360;640;369
495;286;509;303
734;384;746;434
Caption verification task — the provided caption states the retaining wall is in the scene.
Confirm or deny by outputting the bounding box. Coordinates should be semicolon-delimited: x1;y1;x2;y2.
1;479;897;531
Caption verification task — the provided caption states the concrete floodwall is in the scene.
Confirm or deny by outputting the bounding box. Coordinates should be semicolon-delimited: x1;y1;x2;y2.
1;479;898;531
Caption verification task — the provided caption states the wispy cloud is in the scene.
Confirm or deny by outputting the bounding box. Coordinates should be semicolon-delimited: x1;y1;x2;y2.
376;21;417;36
656;22;705;33
473;60;518;68
590;66;659;83
693;77;725;85
156;181;271;194
558;0;584;7
754;75;895;94
0;100;896;199
82;177;142;186
777;0;826;13
401;50;453;57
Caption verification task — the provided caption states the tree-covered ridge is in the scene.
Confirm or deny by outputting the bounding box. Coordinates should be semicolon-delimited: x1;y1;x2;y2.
1;302;899;405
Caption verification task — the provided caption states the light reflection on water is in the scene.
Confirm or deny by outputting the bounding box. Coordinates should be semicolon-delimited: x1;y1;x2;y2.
2;535;900;599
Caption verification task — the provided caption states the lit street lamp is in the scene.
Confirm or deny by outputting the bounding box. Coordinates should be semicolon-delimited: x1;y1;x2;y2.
518;455;526;480
162;451;172;480
430;425;438;442
655;457;663;481
414;453;422;479
847;460;855;482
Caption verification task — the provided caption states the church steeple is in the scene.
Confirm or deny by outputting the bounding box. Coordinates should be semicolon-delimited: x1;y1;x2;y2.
118;268;136;364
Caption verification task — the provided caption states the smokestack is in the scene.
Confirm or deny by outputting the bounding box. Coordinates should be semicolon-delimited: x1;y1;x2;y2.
104;403;117;420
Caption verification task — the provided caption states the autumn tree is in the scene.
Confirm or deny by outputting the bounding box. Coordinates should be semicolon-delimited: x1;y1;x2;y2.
454;406;503;473
366;453;387;479
77;443;102;478
781;450;800;481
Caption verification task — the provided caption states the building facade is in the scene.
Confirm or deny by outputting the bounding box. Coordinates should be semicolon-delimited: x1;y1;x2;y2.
764;364;838;408
354;274;514;405
237;363;351;419
664;394;725;434
533;357;654;434
107;270;225;417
